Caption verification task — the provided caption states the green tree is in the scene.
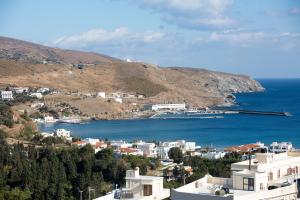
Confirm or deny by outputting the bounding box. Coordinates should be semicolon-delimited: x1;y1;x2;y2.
168;147;183;164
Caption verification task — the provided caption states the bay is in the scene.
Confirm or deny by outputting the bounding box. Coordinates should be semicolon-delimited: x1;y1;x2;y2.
39;79;300;148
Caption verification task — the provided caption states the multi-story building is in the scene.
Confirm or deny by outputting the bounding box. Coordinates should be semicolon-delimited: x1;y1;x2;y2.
171;152;300;200
177;140;196;152
53;129;71;138
156;146;171;160
144;104;186;111
137;142;157;157
269;142;293;153
94;167;170;200
1;91;13;100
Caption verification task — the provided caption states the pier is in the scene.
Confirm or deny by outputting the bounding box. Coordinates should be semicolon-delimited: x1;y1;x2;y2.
215;109;292;117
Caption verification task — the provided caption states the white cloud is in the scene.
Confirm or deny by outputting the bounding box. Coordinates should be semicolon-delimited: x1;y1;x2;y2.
53;27;164;49
209;31;265;45
128;0;235;29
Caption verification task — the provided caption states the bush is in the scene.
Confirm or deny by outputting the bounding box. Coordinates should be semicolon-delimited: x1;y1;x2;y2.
168;147;183;164
0;101;14;128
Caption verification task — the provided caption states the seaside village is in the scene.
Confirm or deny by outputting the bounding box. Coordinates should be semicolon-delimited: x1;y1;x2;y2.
2;88;300;200
1;86;232;124
43;128;300;200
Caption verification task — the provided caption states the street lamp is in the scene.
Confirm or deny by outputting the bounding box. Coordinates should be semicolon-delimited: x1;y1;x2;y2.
88;187;95;200
79;190;83;200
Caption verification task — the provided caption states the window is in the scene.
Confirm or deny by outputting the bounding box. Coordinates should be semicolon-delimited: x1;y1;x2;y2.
287;168;292;175
268;172;273;181
296;167;299;174
277;170;280;178
143;185;152;196
243;178;254;191
260;183;264;191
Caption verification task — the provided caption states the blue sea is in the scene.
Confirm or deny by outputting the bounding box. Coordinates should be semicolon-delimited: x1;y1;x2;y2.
39;79;300;148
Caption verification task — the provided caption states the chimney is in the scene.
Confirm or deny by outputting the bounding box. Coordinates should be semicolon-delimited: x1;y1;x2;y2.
134;167;140;178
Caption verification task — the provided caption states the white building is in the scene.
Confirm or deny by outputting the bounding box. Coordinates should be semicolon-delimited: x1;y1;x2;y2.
145;104;186;111
120;148;144;156
201;151;227;159
137;142;157;157
97;92;106;98
114;97;122;103
171;152;300;200
161;141;180;148
37;87;50;93
270;142;293;153
40;132;54;138
14;87;29;94
44;116;56;123
30;92;43;99
157;140;196;158
83;138;100;145
1;91;13;100
30;102;44;108
53;129;71;138
94;167;170;200
156;146;171;160
111;140;132;149
177;140;196;152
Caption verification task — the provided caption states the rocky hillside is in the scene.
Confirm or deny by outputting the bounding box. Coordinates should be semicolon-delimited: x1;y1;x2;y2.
0;36;264;109
0;36;118;64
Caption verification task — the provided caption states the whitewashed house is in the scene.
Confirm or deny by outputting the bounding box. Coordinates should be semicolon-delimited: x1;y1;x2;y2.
171;152;300;200
111;140;132;149
145;104;186;111
156;146;171;160
114;97;122;103
1;91;13;100
97;92;106;98
83;138;100;145
14;87;29;94
30;92;43;99
93;167;170;200
53;129;71;138
136;142;157;157
201;151;227;159
270;141;293;153
44;116;56;123
37;87;50;93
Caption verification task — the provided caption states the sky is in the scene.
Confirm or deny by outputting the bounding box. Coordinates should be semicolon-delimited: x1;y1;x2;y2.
0;0;300;78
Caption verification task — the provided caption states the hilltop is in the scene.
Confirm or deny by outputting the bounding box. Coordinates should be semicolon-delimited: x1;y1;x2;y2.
0;36;264;118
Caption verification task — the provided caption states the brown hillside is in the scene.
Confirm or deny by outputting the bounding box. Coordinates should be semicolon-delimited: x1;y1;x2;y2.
0;36;264;109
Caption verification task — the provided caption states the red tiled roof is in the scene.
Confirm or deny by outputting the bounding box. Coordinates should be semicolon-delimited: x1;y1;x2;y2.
120;148;138;153
72;141;87;145
224;143;261;152
93;141;107;148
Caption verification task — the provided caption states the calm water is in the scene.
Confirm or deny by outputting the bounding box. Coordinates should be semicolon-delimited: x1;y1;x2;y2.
39;79;300;148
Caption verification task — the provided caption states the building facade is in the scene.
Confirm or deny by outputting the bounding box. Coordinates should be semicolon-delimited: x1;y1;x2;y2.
171;152;300;200
1;91;13;100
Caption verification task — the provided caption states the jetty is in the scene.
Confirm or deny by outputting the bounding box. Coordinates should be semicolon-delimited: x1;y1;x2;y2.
215;109;292;117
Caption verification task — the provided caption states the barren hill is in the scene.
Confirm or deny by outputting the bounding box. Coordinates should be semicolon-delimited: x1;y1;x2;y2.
0;37;264;115
0;36;118;64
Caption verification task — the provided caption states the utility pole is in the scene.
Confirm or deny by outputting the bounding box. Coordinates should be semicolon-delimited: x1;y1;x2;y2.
88;187;95;200
79;190;83;200
248;148;254;170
